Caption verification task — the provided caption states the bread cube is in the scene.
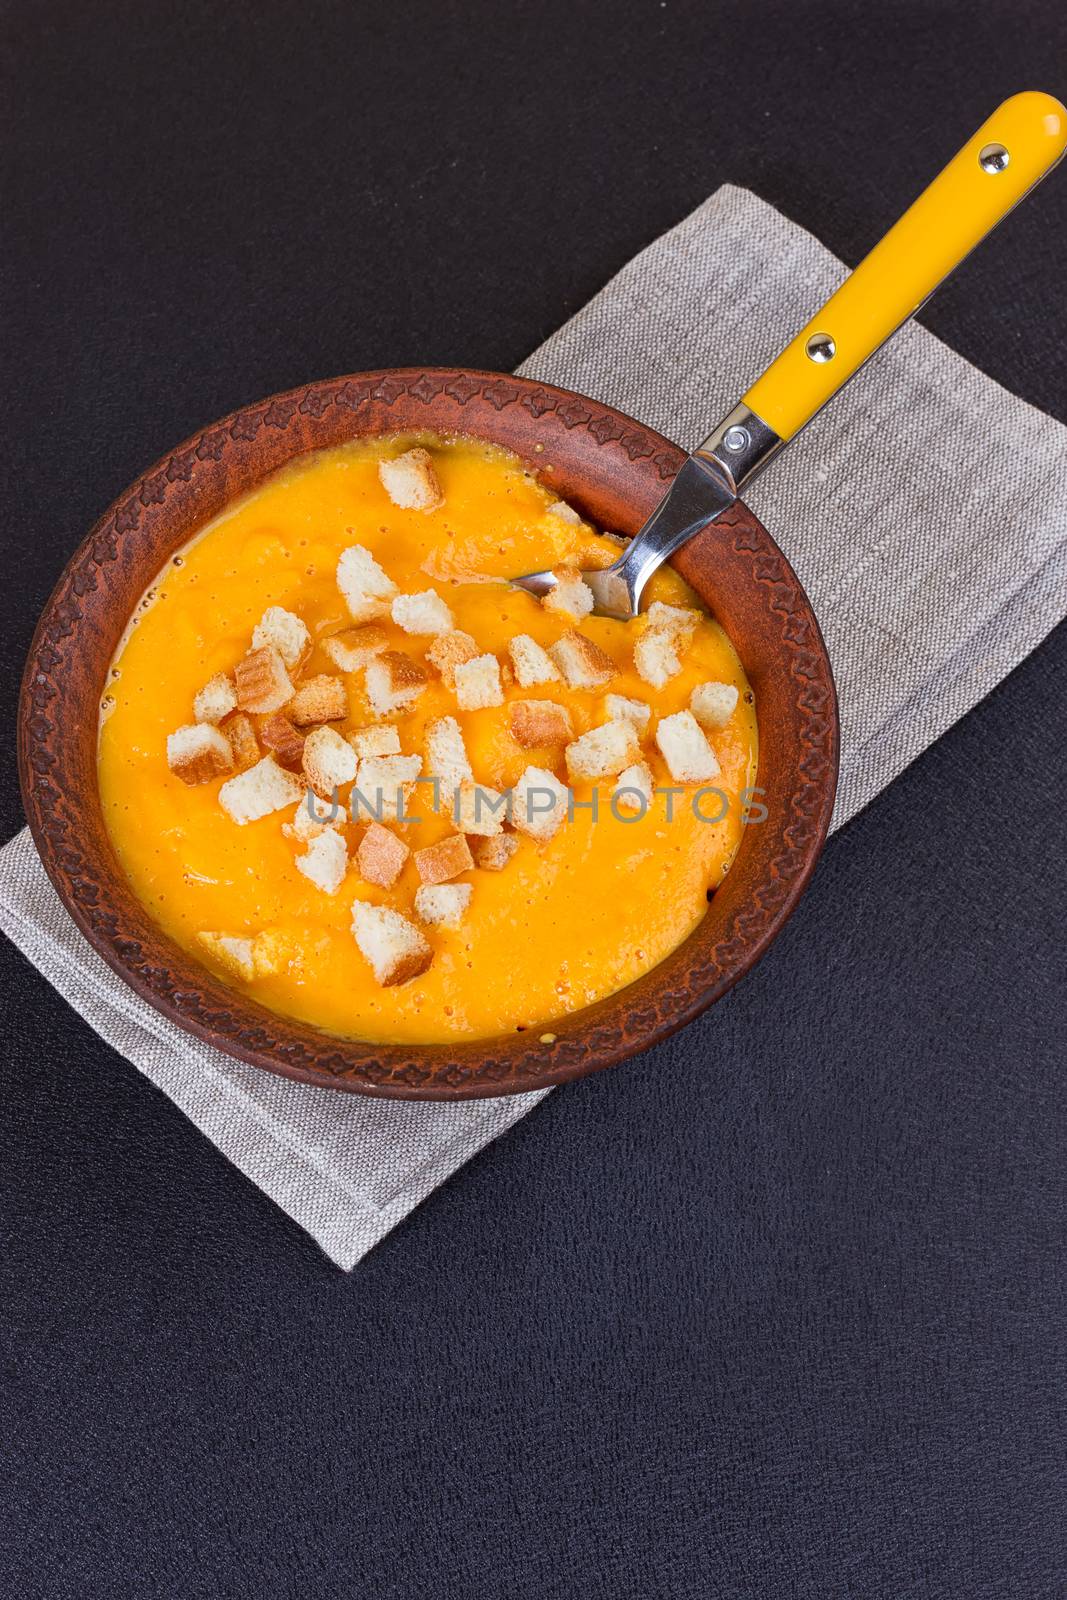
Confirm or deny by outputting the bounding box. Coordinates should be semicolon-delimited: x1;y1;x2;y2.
452;779;507;836
295;827;348;895
425;715;473;803
354;753;423;820
167;723;235;785
302;725;359;799
413;833;474;885
509;699;574;749
689;681;740;730
234;646;294;714
511;765;569;843
377;447;444;512
453;653;503;711
219;755;305;823
613;761;654;814
414;883;472;929
633;602;699;689
282;793;336;842
549;630;615;690
197;929;290;982
546;499;581;523
508;634;561;688
351;902;432;986
603;694;650;733
221;712;261;772
287;674;348;727
193;673;237;725
349;725;402;760
470;833;519;871
565;719;640;783
321;625;389;673
645;600;700;643
654;710;721;783
426;629;479;690
336;543;398;623
251;606;311;671
196;931;257;982
391;589;454;636
633;627;683;690
356;821;410;889
259;712;305;768
542;566;594;621
365;651;428;717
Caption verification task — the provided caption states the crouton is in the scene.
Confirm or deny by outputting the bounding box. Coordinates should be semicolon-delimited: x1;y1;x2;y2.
196;932;257;982
470;833;520;871
425;715;473;803
365;651;428;717
356;821;410;889
377;447;444;512
221;711;260;771
193;673;237;725
613;761;654;814
655;710;721;783
167;723;235;786
453;653;503;711
251;606;311;671
246;929;291;979
287;674;348;727
689;681;740;730
353;753;423;821
413;833;474;885
541;566;594;622
546;498;582;523
336;544;398;623
391;589;454;636
646;600;700;640
219;755;305;824
565;719;641;783
633;627;683;690
282;792;336;842
508;633;561;688
633;602;699;689
259;712;305;768
351;902;432;987
509;699;574;749
426;629;479;690
321;624;390;672
234;646;294;714
349;725;402;760
511;765;569;843
604;693;651;732
414;883;473;929
295;827;348;895
549;630;616;690
453;779;507;836
197;930;287;981
302;725;359;799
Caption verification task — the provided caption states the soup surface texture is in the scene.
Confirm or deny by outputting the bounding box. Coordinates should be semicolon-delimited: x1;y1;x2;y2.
99;435;758;1043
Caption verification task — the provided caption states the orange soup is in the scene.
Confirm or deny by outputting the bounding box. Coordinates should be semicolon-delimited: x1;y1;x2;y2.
98;435;758;1043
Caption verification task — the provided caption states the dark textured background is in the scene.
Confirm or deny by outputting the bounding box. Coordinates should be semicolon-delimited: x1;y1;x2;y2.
2;3;1065;1596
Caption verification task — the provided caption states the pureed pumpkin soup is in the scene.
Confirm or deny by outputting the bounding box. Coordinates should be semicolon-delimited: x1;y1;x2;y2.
98;435;759;1044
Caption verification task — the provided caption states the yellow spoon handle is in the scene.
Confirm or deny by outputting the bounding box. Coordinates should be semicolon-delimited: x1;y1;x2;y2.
742;91;1067;443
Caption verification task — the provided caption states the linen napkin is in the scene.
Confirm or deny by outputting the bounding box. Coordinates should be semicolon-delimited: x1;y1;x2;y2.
2;185;1065;1269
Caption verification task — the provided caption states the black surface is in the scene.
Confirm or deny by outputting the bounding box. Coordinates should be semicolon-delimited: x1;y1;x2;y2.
2;3;1066;1596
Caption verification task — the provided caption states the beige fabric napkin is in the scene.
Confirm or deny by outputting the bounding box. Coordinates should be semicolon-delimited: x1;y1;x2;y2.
3;185;1065;1268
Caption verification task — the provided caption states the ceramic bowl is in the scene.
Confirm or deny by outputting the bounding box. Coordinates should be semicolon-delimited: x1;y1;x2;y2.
18;369;838;1099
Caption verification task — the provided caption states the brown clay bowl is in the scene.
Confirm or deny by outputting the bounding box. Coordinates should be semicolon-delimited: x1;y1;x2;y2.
18;369;839;1100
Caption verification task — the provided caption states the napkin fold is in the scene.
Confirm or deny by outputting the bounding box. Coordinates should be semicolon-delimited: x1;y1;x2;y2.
3;185;1065;1268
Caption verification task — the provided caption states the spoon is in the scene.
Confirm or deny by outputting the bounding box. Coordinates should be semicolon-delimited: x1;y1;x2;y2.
513;91;1066;621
